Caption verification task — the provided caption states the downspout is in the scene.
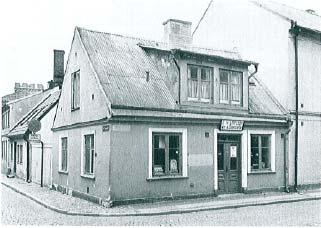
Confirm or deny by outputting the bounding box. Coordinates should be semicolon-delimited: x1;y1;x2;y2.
284;118;292;193
291;21;300;192
40;140;44;187
171;50;181;105
248;64;259;109
23;134;30;183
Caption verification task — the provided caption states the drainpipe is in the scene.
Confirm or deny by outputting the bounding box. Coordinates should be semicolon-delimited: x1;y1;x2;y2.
23;134;30;183
248;64;259;109
284;118;292;193
290;21;300;192
40;140;44;187
171;50;181;105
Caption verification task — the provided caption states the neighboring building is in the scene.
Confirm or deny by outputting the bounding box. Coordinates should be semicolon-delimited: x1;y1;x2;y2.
52;22;291;206
1;49;64;186
2;83;44;105
193;0;321;189
7;88;60;186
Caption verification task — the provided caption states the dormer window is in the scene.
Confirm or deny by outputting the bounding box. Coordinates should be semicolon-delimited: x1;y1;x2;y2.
188;65;212;102
219;69;242;105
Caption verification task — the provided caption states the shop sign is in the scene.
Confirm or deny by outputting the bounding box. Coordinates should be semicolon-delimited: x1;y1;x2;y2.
221;120;244;131
29;134;41;141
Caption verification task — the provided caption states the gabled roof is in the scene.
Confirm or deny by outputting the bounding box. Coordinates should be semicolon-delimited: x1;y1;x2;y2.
8;90;60;137
249;76;287;116
252;0;321;33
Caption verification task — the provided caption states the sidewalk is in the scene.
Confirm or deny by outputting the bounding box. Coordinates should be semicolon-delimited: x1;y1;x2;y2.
1;175;321;217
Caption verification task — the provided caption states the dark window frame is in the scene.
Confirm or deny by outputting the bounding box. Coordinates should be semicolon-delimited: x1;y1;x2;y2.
152;132;183;177
250;134;271;171
84;134;95;175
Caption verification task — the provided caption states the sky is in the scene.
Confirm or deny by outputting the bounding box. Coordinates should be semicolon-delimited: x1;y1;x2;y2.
0;0;320;97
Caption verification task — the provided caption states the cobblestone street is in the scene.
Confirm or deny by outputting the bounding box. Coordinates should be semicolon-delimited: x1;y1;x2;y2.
1;185;321;226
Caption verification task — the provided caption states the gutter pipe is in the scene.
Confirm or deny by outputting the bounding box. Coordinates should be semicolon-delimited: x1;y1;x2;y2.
40;140;44;187
23;134;30;182
171;50;181;105
291;21;300;192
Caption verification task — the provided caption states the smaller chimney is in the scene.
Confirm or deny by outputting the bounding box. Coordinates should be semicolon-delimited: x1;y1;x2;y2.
306;9;316;15
53;49;65;88
163;19;192;49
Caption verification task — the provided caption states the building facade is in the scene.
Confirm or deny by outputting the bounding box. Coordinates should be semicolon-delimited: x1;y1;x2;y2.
52;21;291;205
193;0;321;189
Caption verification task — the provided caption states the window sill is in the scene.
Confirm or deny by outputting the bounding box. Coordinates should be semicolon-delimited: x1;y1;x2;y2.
81;174;95;180
71;107;80;112
248;170;275;175
146;175;188;181
58;170;68;175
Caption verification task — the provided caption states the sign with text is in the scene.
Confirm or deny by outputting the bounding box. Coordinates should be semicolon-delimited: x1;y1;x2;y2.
220;120;244;131
29;134;41;141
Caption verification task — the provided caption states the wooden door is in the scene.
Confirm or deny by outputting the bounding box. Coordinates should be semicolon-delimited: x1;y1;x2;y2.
217;135;241;193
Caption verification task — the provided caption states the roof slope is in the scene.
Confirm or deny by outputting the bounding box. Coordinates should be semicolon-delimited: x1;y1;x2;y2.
8;90;60;137
249;76;287;116
252;0;321;32
77;27;177;110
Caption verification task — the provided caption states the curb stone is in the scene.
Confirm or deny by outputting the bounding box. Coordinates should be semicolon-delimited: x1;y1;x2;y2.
2;182;321;217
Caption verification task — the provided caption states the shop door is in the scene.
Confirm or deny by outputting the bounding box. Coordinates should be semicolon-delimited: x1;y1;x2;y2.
217;135;241;193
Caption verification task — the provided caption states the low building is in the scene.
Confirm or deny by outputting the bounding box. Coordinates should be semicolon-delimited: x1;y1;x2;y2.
52;20;291;206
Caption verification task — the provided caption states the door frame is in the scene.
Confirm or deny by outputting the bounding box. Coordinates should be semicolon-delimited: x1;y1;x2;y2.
214;129;248;193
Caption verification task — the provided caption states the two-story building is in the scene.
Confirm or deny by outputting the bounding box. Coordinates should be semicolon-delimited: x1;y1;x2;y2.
192;0;321;190
51;20;291;206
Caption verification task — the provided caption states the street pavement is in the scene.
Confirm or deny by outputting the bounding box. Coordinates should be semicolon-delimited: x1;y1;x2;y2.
1;185;321;226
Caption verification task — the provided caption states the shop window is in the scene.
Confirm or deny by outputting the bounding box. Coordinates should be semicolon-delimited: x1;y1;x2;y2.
188;65;212;102
71;70;80;110
219;69;242;105
59;137;68;172
82;134;95;175
250;135;271;171
149;128;187;178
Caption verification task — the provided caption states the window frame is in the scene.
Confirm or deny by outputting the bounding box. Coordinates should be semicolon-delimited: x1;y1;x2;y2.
71;70;80;111
187;64;213;103
81;130;95;178
2;110;10;129
148;128;188;179
219;69;243;106
247;130;275;173
59;135;68;173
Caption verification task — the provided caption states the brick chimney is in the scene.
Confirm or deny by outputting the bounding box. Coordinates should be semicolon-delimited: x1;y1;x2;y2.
163;19;192;49
53;49;65;88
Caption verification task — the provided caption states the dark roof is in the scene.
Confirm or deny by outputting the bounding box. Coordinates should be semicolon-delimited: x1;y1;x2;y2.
77;27;285;117
249;76;287;115
8;90;60;137
252;1;321;33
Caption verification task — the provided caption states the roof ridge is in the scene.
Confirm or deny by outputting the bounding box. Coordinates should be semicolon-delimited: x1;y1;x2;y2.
76;26;165;45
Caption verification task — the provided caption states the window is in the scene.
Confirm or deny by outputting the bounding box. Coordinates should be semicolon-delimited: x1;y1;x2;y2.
188;65;212;102
149;128;187;178
2;110;10;129
60;137;68;172
71;71;80;110
219;69;242;105
83;134;94;175
1;141;6;160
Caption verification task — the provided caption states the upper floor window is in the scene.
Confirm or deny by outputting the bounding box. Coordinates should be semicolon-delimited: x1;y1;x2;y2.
219;69;242;105
2;110;9;129
71;71;80;110
188;65;212;102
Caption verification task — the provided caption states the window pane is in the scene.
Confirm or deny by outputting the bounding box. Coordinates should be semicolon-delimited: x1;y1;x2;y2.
231;72;241;84
251;147;259;170
261;136;270;148
218;143;224;171
169;135;180;173
220;83;228;101
230;157;237;170
169;135;179;149
190;67;198;80
251;135;259;148
231;84;240;102
84;135;91;173
261;148;270;169
153;149;165;175
220;71;228;83
154;135;165;149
